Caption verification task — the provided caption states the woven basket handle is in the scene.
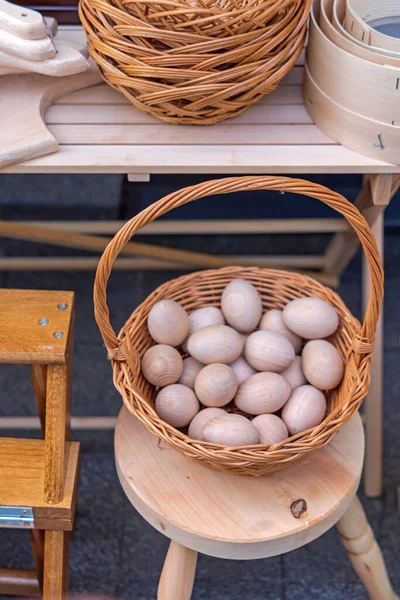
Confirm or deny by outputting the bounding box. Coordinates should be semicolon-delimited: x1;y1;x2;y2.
94;176;383;360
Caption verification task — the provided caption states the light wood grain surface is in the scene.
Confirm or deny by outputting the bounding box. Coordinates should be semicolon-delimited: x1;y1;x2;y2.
0;438;79;529
0;289;74;364
115;407;364;559
1;26;399;174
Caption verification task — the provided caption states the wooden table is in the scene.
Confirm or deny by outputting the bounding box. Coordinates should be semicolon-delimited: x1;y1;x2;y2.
0;26;398;499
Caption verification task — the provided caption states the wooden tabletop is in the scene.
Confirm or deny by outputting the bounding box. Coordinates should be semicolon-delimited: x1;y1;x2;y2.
2;27;400;175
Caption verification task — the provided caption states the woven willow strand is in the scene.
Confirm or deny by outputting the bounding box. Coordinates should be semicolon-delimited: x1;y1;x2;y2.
79;0;310;124
94;176;383;476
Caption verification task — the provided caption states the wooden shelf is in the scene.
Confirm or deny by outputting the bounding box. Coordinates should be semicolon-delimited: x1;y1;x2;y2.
1;27;399;175
0;438;80;530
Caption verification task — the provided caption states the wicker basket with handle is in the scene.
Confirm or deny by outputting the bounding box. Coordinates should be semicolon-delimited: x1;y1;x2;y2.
94;176;383;476
79;0;311;124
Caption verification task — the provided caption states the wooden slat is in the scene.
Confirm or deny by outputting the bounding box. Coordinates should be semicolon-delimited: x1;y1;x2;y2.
0;290;74;365
48;124;333;146
0;256;339;286
0;569;40;597
13;218;347;234
4;144;398;174
0;416;117;430
0;438;79;530
55;83;304;106
0;255;326;268
45;103;313;125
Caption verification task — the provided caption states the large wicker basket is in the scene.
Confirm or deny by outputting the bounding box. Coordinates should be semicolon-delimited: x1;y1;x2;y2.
79;0;311;124
94;176;383;476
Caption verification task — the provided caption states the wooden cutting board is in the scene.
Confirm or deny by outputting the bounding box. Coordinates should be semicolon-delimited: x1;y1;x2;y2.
0;60;102;168
0;38;88;76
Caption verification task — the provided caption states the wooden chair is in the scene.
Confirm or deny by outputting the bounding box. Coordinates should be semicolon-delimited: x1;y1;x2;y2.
0;289;80;598
115;406;399;600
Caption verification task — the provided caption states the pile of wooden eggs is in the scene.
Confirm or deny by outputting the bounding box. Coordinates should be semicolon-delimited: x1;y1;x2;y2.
141;279;344;447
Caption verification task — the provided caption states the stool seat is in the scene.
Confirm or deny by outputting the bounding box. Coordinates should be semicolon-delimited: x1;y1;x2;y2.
0;289;74;365
0;438;80;530
115;407;364;560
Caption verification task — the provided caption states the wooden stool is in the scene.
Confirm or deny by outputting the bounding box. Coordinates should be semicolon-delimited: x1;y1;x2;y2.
115;406;399;600
0;290;80;599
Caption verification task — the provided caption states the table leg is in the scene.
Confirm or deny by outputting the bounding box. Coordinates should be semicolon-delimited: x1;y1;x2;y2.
337;496;398;600
324;173;396;498
363;214;383;498
158;541;198;600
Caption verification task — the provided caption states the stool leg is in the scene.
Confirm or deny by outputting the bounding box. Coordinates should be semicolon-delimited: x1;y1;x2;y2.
31;364;47;435
42;530;69;600
29;529;45;593
337;497;398;600
44;346;72;505
158;541;197;600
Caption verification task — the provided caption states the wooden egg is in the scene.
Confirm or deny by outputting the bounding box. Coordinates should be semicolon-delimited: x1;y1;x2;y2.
229;356;256;385
148;300;189;347
281;385;327;435
194;364;238;407
282;297;339;339
179;357;204;389
202;414;259;446
182;306;225;351
155;384;199;428
259;309;302;354
302;340;344;390
252;414;289;445
141;344;183;387
187;325;244;365
235;372;291;415
281;356;307;390
221;279;262;333
188;407;227;441
245;330;295;372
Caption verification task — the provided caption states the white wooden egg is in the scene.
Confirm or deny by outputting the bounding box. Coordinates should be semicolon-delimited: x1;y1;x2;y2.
281;356;307;390
187;325;244;365
155;384;200;428
202;414;259;446
259;309;303;354
281;384;327;435
252;414;289;444
302;340;344;390
148;300;189;347
179;357;204;389
221;279;262;333
229;356;256;385
194;363;238;407
282;297;339;339
141;344;183;387
234;372;291;415
245;330;295;372
188;407;227;441
182;306;225;352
